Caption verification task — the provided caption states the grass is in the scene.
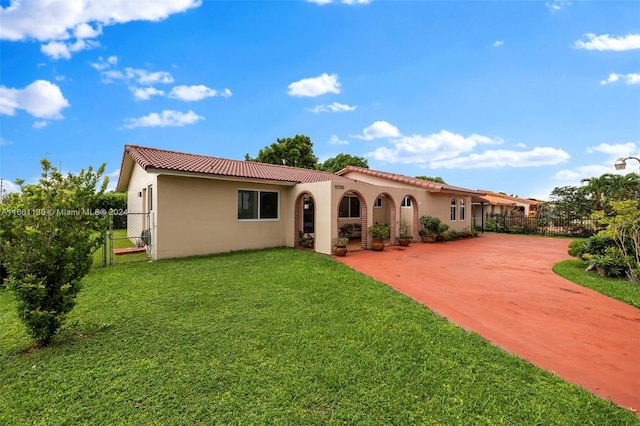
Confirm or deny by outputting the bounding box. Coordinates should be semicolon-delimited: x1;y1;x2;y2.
1;248;638;424
553;259;640;309
92;228;149;267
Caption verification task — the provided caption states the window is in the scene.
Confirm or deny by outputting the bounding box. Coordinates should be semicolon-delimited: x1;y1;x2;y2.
401;196;412;207
450;198;457;221
339;196;360;218
374;197;383;208
460;199;466;221
238;190;279;220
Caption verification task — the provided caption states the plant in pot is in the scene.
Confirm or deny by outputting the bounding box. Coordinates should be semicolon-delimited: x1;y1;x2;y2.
398;219;412;246
332;236;349;257
368;223;390;251
419;215;449;243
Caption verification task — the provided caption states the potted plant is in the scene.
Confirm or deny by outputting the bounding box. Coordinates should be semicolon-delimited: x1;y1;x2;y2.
368;223;390;251
298;231;314;249
419;215;449;243
332;236;349;257
398;219;412;246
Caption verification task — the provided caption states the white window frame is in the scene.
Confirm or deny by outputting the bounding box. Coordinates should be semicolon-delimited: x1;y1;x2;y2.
374;197;383;208
339;196;361;219
238;189;280;221
401;196;412;208
460;199;466;221
450;198;457;221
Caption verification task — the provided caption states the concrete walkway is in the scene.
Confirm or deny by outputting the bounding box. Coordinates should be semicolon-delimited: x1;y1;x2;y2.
335;233;640;412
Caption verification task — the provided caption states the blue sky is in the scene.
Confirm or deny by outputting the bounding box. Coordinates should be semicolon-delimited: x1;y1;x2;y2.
1;0;639;200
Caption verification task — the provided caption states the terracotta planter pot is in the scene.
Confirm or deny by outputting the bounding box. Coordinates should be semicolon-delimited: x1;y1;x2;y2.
333;246;348;257
371;240;385;251
422;235;436;243
399;238;411;246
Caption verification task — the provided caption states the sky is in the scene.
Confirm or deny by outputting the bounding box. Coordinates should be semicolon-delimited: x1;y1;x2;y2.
1;0;639;200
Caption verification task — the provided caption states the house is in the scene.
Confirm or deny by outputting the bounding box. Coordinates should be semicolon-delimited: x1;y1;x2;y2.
472;191;542;222
116;145;485;260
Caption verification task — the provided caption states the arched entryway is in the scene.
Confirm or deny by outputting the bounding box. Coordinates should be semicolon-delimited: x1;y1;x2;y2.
400;194;419;242
372;192;396;243
294;192;315;249
337;190;368;250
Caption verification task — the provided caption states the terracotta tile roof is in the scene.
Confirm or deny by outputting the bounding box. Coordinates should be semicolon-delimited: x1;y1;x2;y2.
336;166;485;197
478;190;542;205
124;145;354;184
475;194;516;206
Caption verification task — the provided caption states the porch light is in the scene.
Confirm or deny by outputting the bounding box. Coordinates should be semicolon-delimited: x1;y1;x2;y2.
613;156;640;209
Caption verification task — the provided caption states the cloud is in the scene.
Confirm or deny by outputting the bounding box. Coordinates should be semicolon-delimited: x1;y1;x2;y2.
429;147;570;169
124;110;204;129
493;40;504;47
101;67;174;85
0;80;70;119
287;73;340;97
130;87;165;101
40;38;100;59
546;1;571;12
307;0;370;4
308;102;356;113
586;142;638;158
352;121;401;140
32;120;48;129
329;135;349;145
0;0;202;58
366;129;503;163
168;85;232;101
600;73;640;86
554;142;640;183
0;137;13;146
90;55;118;70
573;33;640;51
0;179;19;195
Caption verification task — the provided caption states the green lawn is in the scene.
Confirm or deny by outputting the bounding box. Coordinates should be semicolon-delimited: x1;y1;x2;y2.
553;259;640;309
1;249;638;424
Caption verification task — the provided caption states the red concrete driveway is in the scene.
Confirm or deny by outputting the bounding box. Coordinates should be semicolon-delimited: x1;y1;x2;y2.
336;233;640;412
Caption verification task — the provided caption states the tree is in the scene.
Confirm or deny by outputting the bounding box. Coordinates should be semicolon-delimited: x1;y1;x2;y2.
544;185;594;221
1;159;108;347
245;134;318;169
580;173;640;214
415;176;447;184
318;153;368;173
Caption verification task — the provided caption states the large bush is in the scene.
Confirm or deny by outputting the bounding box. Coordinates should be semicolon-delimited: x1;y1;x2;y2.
1;160;108;346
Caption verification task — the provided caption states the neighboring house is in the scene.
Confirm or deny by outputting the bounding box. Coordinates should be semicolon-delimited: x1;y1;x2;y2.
473;191;542;221
116;145;485;260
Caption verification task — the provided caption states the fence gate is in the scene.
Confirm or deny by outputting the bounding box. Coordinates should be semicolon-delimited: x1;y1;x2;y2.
107;212;152;265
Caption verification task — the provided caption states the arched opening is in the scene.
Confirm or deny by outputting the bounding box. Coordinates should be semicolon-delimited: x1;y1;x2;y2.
373;193;396;244
400;194;419;242
294;192;315;249
337;190;368;250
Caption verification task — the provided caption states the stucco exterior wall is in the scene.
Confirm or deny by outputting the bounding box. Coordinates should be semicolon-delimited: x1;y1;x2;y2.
126;163;157;258
155;175;293;259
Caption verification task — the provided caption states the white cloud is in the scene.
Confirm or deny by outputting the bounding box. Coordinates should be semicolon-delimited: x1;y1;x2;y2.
600;73;640;85
33;120;48;129
0;179;19;195
546;1;571;11
40;38;100;59
352;121;401;140
493;40;504;47
0;0;202;58
366;129;503;163
124;110;204;129
106;168;120;191
586;142;638;158
168;85;232;101
429;147;570;169
307;0;370;4
130;87;165;101
287;73;340;97
90;55;118;70
573;33;640;51
0;80;70;119
554;142;640;185
0;137;13;146
329;135;349;145
516;142;527;148
101;67;174;85
308;102;356;113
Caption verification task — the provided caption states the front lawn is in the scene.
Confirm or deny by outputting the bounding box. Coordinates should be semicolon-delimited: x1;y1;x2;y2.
553;259;640;308
1;249;637;424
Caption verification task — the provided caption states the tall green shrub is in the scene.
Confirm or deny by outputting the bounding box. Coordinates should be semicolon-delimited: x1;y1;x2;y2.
1;160;108;346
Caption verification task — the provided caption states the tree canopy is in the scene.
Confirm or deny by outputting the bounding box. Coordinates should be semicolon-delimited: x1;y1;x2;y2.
318;153;368;173
245;135;318;169
415;176;447;184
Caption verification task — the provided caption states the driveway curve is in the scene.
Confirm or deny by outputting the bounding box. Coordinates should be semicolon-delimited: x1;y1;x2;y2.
335;233;640;412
